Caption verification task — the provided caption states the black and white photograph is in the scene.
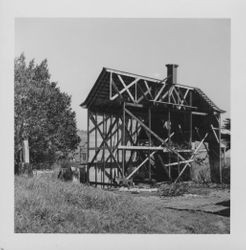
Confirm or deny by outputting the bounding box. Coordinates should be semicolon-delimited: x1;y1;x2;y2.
1;0;246;249
14;17;230;234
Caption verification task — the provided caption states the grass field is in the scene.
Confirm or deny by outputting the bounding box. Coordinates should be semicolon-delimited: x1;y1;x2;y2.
15;175;230;233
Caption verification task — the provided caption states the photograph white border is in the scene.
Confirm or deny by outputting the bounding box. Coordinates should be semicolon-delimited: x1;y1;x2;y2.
0;0;245;249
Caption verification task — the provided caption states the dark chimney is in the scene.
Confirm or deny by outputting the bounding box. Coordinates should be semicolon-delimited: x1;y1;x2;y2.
166;64;178;85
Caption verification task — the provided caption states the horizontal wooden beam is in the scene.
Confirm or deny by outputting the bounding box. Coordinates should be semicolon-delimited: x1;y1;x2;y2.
125;102;144;108
192;111;208;116
164;159;194;167
150;100;197;110
119;145;164;151
118;145;193;153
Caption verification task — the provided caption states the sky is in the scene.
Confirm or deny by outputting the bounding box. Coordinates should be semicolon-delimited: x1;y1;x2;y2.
15;18;230;130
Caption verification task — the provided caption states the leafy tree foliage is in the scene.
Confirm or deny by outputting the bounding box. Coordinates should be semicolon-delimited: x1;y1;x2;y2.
15;54;80;168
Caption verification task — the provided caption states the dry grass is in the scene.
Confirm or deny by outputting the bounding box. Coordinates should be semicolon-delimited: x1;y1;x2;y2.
15;175;230;233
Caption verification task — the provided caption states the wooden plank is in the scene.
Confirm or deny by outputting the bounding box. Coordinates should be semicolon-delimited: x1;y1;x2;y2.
116;118;120;177
173;86;183;104
109;72;112;100
154;83;166;101
87;110;90;183
103;114;106;187
190;92;193;149
167;99;171;180
211;125;219;143
118;145;192;152
192;111;208;116
170;91;177;104
95;113;98;185
118;145;163;150
122;102;126;177
180;88;190;106
110;115;113;184
125;102;144;108
218;114;222;184
148;107;152;181
150;100;197;110
159;85;171;101
164;159;194;167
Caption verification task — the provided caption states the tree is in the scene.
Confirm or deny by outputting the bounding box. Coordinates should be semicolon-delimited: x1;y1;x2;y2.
15;53;81;169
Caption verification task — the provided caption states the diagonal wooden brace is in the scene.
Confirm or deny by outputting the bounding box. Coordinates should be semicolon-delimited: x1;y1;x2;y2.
173;132;208;184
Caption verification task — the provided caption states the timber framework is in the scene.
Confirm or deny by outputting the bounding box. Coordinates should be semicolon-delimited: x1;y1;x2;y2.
80;64;225;187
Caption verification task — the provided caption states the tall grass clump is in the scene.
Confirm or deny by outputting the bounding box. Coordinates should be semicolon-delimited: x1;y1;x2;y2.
15;175;173;233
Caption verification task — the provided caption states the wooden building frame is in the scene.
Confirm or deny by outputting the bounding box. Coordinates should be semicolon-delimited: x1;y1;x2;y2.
81;65;225;186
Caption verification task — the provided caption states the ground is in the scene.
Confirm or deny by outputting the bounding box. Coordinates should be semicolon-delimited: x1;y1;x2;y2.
15;174;230;234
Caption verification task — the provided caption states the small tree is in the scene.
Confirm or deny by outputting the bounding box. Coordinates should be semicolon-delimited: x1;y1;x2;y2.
15;54;80;169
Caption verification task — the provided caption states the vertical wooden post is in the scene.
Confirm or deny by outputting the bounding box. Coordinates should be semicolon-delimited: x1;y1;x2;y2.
176;155;180;176
122;102;126;178
189;92;193;147
168;109;171;180
135;81;138;102
219;114;222;183
109;72;112;99
189;92;193;180
110;115;113;184
95;113;98;187
103;113;106;188
87;109;90;184
117;117;119;178
148;106;152;181
168;86;171;180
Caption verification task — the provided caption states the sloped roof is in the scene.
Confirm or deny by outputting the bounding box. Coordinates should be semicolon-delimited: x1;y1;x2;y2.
194;88;223;113
81;67;225;113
